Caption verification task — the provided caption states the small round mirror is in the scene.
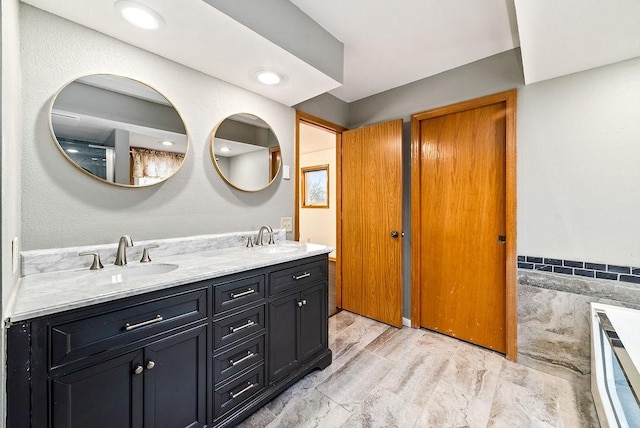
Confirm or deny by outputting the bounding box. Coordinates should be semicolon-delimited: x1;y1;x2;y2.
210;113;281;192
50;74;188;187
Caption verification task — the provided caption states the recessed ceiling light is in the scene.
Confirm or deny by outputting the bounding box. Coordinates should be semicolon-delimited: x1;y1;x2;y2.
220;147;231;153
161;141;173;146
256;70;282;85
114;0;165;30
66;149;79;154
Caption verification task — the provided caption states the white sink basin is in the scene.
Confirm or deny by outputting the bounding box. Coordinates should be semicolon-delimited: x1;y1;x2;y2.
76;264;179;286
253;245;300;255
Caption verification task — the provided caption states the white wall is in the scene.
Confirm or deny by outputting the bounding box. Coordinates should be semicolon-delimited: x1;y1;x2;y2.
1;0;22;424
20;5;295;250
299;148;336;251
1;0;21;308
518;57;640;266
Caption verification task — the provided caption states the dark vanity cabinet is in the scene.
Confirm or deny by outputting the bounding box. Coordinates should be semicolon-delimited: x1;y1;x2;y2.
268;259;328;384
7;254;332;428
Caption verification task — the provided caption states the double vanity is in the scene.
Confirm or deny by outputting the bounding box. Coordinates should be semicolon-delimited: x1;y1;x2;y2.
5;233;333;428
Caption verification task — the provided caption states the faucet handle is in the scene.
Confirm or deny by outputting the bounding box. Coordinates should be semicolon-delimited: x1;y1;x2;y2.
140;245;159;263
79;252;104;270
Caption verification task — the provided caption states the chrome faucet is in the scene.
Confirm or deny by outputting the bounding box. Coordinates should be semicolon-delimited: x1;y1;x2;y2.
114;235;134;266
256;225;273;246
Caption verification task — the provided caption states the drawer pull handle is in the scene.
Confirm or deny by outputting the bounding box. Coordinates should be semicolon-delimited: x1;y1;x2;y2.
230;320;255;333
293;272;311;280
230;382;254;399
230;288;255;299
230;351;254;366
125;315;163;331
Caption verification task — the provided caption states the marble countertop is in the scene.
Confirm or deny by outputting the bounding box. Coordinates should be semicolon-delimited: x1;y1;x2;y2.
6;241;332;323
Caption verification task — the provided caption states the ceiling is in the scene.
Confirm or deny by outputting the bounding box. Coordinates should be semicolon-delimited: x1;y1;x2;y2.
21;0;640;105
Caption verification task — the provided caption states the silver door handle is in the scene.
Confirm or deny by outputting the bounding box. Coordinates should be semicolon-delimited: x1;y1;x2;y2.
230;351;254;366
125;315;163;331
230;288;255;299
229;320;255;333
293;272;310;280
229;382;254;399
133;365;144;375
146;360;155;370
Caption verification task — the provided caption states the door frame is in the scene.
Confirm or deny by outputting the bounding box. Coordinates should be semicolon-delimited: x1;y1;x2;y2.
295;111;346;307
409;89;518;360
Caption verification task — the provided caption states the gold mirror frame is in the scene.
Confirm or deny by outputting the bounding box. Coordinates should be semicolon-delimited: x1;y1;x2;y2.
49;74;189;188
210;113;282;192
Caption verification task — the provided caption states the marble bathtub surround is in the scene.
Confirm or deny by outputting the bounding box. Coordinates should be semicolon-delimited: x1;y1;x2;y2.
21;229;287;276
518;269;640;382
7;239;329;322
238;311;599;428
518;255;640;284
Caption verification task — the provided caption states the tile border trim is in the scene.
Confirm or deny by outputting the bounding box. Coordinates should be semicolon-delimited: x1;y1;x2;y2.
518;255;640;285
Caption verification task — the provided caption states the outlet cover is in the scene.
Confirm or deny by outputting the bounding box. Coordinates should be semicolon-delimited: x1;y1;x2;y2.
281;217;293;232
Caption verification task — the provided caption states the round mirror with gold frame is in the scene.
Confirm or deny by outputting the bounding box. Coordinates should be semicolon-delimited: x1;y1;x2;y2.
210;113;282;192
49;74;188;187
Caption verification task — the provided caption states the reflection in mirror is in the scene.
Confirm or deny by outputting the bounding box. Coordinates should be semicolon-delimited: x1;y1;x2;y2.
211;113;281;192
50;74;188;187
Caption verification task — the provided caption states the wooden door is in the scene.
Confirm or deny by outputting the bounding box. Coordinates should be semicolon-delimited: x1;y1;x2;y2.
342;120;403;327
412;91;516;355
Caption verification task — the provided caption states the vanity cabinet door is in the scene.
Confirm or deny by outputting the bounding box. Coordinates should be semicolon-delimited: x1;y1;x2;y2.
51;350;144;428
268;293;300;383
268;282;328;384
299;283;327;362
143;324;208;428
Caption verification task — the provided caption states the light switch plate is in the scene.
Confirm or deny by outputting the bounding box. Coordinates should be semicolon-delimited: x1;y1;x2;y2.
12;237;19;274
281;217;293;232
283;165;290;180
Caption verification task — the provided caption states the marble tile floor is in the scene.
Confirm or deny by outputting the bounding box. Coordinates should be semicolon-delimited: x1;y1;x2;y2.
238;311;599;428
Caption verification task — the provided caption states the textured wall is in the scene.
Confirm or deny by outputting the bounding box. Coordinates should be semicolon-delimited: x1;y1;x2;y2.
517;57;640;266
20;5;295;250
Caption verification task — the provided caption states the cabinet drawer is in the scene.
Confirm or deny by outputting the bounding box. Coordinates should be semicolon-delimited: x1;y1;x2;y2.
214;365;265;420
50;287;208;369
213;335;264;384
213;305;265;350
268;259;326;296
214;274;265;315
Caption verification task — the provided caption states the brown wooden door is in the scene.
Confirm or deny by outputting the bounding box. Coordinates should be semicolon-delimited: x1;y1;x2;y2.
419;101;508;353
341;119;403;328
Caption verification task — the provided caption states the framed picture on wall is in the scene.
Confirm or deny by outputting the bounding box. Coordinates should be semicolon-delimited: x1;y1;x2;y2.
302;164;329;208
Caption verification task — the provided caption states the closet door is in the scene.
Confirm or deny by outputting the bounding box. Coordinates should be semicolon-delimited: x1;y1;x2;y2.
341;119;403;327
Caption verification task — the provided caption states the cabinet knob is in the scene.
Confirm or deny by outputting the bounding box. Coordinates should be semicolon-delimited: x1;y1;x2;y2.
302;299;307;306
146;360;155;370
297;301;303;307
133;365;144;375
